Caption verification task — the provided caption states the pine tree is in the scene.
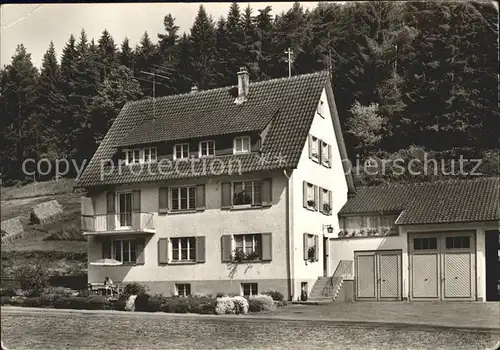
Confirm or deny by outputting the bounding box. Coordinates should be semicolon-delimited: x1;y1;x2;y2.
190;5;217;88
214;16;231;86
156;14;181;96
175;33;194;93
254;5;275;80
135;31;160;97
224;2;244;84
241;5;259;78
97;29;118;81
1;45;40;179
119;37;135;70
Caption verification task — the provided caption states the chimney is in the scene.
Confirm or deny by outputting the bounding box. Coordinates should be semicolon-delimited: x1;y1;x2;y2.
235;66;249;104
191;85;198;93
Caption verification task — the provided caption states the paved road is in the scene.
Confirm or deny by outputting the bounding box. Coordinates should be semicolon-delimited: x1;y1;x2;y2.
2;308;499;349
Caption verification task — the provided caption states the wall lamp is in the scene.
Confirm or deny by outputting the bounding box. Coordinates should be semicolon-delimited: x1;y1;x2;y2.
322;224;334;234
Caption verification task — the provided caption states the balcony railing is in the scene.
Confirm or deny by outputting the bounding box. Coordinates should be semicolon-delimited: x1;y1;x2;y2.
81;212;155;233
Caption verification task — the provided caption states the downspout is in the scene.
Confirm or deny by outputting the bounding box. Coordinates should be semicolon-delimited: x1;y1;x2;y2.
284;169;294;301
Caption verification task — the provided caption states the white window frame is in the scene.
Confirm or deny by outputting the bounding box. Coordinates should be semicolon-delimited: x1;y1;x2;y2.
170;186;196;211
173;143;190;160
171;237;196;262
241;283;258;297
198;140;215;157
233;233;262;257
144;147;157;163
175;283;191;297
124;148;142;165
233;136;251;154
317;99;325;117
232;180;262;207
112;239;137;263
310;136;320;162
116;191;133;229
306;182;315;209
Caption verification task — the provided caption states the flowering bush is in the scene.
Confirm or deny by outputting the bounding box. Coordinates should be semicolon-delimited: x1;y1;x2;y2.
215;296;235;315
232;296;249;314
262;290;284;301
125;295;137;311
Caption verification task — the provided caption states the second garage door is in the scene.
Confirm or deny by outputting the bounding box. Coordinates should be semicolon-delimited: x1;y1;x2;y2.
409;232;476;301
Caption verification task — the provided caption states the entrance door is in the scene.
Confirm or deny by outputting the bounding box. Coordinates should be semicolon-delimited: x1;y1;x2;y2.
354;250;402;301
485;230;500;301
118;192;132;228
323;237;328;277
409;232;476;301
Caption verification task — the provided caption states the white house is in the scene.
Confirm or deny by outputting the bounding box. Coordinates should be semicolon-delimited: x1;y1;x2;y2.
77;67;356;300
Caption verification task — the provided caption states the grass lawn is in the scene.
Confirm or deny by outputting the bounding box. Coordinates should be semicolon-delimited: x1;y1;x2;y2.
1;308;497;349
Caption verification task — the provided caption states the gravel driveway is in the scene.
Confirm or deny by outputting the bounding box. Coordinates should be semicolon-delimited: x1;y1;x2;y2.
1;308;498;349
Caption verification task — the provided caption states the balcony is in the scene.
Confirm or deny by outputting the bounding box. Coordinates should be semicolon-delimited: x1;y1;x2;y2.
81;212;155;236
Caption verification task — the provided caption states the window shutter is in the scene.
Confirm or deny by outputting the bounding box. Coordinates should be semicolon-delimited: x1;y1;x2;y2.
159;187;168;213
303;233;308;260
261;178;272;206
308;135;312;158
318;187;324;214
318;141;323;164
303;181;308;208
157;238;169;264
195;236;206;263
314;235;320;261
261;233;272;261
106;192;115;230
328;190;333;216
221;182;232;208
221;235;232;262
102;237;111;259
313;185;319;211
327;144;332;167
136;238;145;265
196;184;206;210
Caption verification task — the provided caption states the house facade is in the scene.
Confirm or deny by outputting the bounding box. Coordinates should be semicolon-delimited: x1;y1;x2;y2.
77;68;356;300
330;178;500;302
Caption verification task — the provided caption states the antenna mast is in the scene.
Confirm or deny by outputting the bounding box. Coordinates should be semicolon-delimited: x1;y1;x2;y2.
140;69;170;119
285;48;294;78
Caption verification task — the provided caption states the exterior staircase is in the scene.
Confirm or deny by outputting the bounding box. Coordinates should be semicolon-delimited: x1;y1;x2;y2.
293;260;354;305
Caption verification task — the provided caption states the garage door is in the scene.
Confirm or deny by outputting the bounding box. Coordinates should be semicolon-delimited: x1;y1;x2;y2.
355;250;402;301
409;232;476;301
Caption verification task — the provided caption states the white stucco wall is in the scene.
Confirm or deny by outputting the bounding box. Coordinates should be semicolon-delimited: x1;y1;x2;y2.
87;171;289;287
328;221;497;301
290;87;349;298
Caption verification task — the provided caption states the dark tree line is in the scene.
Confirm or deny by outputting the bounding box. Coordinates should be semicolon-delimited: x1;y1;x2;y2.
1;2;498;183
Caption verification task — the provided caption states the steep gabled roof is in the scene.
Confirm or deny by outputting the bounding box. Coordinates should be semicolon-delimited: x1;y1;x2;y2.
77;70;355;189
338;177;500;225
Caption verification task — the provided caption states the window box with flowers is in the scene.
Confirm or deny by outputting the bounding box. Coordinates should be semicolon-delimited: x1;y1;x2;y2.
231;249;261;263
322;203;331;215
307;246;316;262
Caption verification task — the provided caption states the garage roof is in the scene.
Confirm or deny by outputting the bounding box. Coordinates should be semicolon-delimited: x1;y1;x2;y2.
339;177;499;225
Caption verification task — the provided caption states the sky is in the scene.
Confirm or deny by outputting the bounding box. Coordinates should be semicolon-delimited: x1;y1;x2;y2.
1;2;323;68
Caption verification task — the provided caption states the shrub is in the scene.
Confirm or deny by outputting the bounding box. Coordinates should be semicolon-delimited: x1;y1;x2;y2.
1;296;12;305
248;294;275;312
232;296;249;314
54;296;88;309
262;290;284;302
46;286;73;297
147;297;164;312
85;295;108;310
114;296;127;311
14;260;52;296
125;295;137;311
123;283;146;296
10;296;26;306
40;294;58;307
275;300;288;307
134;291;149;312
161;297;190;313
188;296;217;314
0;287;17;297
215;296;248;315
23;297;42;308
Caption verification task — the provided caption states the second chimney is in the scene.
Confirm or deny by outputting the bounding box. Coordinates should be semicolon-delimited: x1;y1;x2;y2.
235;67;249;104
191;85;198;93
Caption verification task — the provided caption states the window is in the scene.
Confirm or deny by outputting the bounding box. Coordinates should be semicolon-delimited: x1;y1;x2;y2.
171;237;196;261
310;136;319;161
233;181;261;206
413;237;438;250
304;182;316;209
234;234;262;257
304;233;317;261
317;100;325;117
320;188;331;215
144;147;157;163
117;192;132;227
174;143;190;159
199;140;215;157
125;149;141;165
233;136;251;154
171;187;196;211
112;239;136;263
176;283;191;297
445;236;471;249
241;283;258;297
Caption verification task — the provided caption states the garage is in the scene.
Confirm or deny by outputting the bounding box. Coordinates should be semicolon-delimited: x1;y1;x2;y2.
354;250;402;301
409;231;476;301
